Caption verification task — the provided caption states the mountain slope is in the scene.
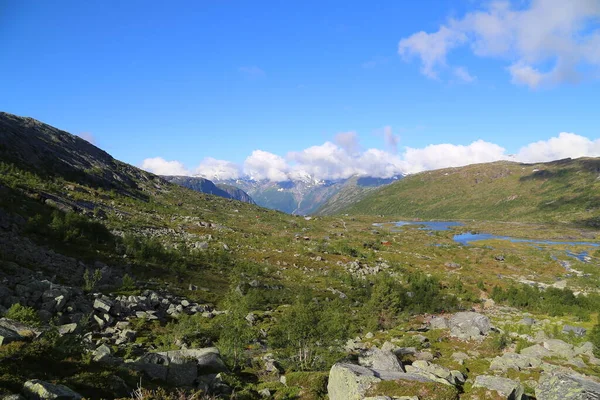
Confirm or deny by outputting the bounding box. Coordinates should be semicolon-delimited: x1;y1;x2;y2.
161;175;255;204
316;176;400;215
339;159;600;226
217;175;400;215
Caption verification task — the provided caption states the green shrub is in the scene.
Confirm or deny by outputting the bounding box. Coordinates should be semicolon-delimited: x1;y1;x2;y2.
4;304;40;327
270;291;349;371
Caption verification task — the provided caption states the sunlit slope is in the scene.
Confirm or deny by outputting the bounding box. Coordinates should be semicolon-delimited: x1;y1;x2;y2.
339;158;600;226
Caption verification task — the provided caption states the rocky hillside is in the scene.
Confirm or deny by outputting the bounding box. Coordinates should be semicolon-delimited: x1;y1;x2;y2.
0;112;599;399
161;175;255;204
338;158;600;226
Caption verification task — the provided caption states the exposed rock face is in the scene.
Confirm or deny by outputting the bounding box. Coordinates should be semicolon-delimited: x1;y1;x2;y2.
536;371;600;399
22;380;82;400
473;375;525;399
0;112;150;196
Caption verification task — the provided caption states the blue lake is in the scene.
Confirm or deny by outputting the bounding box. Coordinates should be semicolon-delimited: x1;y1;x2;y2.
380;220;599;262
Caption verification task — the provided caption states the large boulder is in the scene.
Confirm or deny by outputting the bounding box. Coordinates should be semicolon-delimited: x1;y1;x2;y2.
448;312;492;340
327;363;434;400
327;363;381;400
543;339;576;359
22;380;82;400
358;348;404;372
489;352;543;372
562;325;587;337
132;347;227;387
158;347;228;374
521;344;553;359
536;370;600;399
473;375;524;399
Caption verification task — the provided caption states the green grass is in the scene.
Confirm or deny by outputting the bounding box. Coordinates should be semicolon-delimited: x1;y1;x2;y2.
338;158;600;226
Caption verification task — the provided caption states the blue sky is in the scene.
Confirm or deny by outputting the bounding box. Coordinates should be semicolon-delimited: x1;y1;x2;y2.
1;0;599;180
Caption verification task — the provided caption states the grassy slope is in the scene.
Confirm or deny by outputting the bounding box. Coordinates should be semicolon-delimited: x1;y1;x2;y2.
315;176;379;216
340;159;600;226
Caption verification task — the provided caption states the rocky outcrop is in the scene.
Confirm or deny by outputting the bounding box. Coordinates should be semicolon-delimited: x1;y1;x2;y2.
22;380;82;400
536;370;600;399
473;375;524;399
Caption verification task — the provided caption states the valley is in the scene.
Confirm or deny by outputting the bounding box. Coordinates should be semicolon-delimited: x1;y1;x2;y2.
0;113;599;399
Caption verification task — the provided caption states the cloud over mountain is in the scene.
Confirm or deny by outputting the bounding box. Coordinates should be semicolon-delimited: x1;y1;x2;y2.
141;132;600;181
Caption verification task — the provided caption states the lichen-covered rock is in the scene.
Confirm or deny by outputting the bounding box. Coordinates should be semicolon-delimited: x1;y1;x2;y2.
358;348;404;372
404;360;455;385
22;380;82;400
328;363;381;400
521;344;553;359
543;339;576;359
536;371;600;400
327;363;435;400
448;312;492;340
473;375;524;399
489;352;542;372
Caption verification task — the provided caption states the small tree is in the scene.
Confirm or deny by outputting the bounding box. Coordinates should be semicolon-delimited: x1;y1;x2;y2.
271;292;349;371
217;290;256;370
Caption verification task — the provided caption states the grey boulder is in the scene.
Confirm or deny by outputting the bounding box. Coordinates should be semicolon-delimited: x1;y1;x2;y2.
473;375;524;399
22;380;82;400
536;370;600;399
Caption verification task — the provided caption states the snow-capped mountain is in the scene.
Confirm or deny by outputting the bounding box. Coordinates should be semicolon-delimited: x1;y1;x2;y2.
211;173;402;215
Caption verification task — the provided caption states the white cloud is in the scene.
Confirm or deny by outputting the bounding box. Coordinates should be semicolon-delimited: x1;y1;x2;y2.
508;63;544;87
141;157;190;176
399;0;600;86
398;26;467;79
288;142;356;180
516;132;600;162
142;131;600;182
402;140;509;173
195;157;241;180
453;66;476;83
334;131;360;154
243;150;289;181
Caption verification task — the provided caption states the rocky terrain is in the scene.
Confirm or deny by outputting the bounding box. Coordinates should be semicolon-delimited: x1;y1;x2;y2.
0;112;599;399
